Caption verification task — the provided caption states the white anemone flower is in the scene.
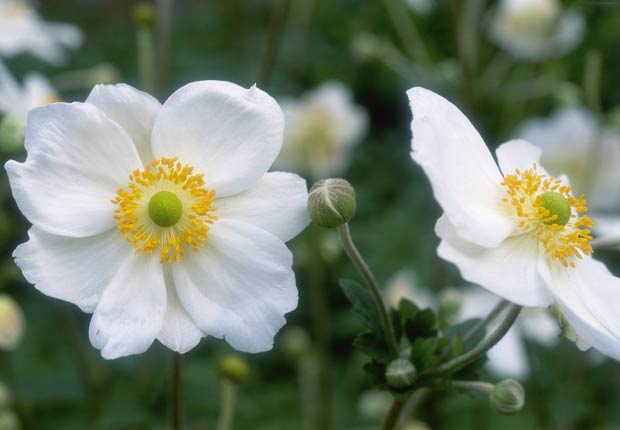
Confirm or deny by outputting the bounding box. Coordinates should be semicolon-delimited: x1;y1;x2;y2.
6;81;310;359
0;0;82;65
408;87;620;361
0;60;58;121
276;81;367;179
516;107;620;214
489;0;584;61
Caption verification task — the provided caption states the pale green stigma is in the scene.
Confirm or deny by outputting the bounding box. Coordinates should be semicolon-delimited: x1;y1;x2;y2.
540;191;571;226
148;191;183;227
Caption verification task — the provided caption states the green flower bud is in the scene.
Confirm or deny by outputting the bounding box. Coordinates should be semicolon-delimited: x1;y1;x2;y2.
490;379;525;415
0;382;11;409
385;358;417;389
217;355;249;385
88;63;121;86
0;410;19;430
0;116;25;153
133;2;157;27
308;179;356;228
280;326;311;360
400;421;431;430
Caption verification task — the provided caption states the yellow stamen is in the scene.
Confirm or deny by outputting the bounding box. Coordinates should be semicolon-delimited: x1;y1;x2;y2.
112;157;218;264
501;164;594;268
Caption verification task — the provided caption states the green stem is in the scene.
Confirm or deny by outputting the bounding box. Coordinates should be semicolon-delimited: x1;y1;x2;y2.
462;300;510;344
155;0;174;97
136;26;156;93
584;50;603;115
423;304;522;378
395;388;429;428
337;223;399;358
257;0;291;88
382;398;404;430
171;352;182;430
452;380;494;394
383;0;432;65
217;380;237;430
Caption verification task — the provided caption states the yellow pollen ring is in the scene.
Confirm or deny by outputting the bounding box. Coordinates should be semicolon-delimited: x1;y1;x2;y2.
112;157;218;264
501;164;594;268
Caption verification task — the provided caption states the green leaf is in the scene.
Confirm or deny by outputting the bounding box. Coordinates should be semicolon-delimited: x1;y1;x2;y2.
353;332;390;363
362;360;387;386
340;279;382;334
399;298;438;342
444;318;485;351
410;337;447;372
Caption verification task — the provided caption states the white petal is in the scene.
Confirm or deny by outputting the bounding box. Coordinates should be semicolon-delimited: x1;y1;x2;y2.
436;215;551;306
13;227;128;313
157;267;204;353
89;254;166;359
152;81;284;197
495;139;543;175
214;172;309;242
408;87;512;248
86;84;161;163
539;257;620;360
5;103;142;237
486;328;530;378
519;308;560;346
173;219;298;353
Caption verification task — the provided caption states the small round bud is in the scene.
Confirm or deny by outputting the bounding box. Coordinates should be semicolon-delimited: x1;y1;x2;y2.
490;379;525;415
133;2;156;27
0;295;24;351
385;358;417;389
89;63;121;85
308;179;356;228
357;389;392;420
0;410;19;430
217;355;249;385
0;116;25;153
280;326;311;360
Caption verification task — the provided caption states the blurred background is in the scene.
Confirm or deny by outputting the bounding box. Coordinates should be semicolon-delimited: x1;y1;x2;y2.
1;0;620;429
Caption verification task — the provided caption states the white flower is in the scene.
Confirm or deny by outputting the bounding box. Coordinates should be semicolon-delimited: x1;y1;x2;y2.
403;0;435;15
408;87;620;361
6;81;310;359
0;0;82;65
489;0;584;61
516;107;620;214
276;81;367;179
0;60;58;121
0;294;25;350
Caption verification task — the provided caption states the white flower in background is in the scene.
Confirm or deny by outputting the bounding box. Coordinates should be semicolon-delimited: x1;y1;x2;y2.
408;87;620;361
516;107;620;214
0;0;82;65
489;0;584;61
404;0;435;15
459;287;558;378
384;271;558;378
276;81;367;179
6;81;309;359
0;60;58;121
0;294;25;350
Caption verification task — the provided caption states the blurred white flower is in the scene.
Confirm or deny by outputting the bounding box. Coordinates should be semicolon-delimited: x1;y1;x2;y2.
384;270;558;378
409;87;620;361
0;0;82;65
0;60;58;121
489;0;584;61
276;81;367;179
0;294;25;351
6;81;309;359
404;0;435;15
516;107;620;214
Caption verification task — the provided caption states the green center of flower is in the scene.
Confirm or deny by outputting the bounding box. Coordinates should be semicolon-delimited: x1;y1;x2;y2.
540;191;571;226
148;191;183;227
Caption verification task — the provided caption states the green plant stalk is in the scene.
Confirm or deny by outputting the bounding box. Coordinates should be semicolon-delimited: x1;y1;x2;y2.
136;25;156;94
452;380;494;393
383;0;432;66
462;299;510;344
423;304;522;378
217;380;237;430
382;398;404;430
171;352;182;430
337;223;399;358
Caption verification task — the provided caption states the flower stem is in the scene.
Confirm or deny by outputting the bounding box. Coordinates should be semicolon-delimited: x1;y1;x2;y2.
155;0;174;97
462;299;510;344
383;0;432;66
136;25;156;94
337;223;399;358
423;304;522;378
217;380;237;430
257;0;291;88
452;380;494;394
171;352;182;430
382;398;404;430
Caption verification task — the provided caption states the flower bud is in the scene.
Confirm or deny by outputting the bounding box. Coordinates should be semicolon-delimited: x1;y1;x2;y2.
385;358;417;389
490;379;525;415
0;410;19;430
0;116;26;153
133;2;156;27
438;287;461;321
280;326;311;360
217;355;249;385
0;295;24;351
88;63;121;86
0;382;12;409
308;179;356;228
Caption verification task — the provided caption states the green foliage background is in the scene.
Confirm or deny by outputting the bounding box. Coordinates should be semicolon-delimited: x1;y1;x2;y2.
1;0;620;429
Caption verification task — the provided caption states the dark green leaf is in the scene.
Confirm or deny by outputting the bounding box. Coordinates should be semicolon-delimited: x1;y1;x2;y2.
340;278;382;334
353;332;390;363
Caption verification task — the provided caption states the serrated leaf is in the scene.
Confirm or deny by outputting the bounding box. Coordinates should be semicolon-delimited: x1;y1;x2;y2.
402;306;438;342
362;360;387;385
340;279;382;334
410;337;447;372
354;332;391;363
